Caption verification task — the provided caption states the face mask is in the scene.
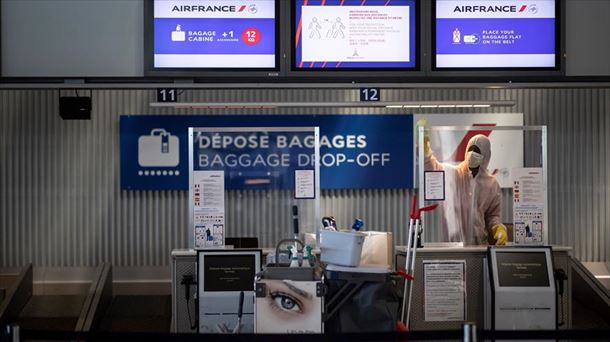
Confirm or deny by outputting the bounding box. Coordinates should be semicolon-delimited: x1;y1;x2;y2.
468;151;484;168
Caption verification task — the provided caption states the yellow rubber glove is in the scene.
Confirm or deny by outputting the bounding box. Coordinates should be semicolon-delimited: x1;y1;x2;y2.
492;224;508;246
416;118;431;156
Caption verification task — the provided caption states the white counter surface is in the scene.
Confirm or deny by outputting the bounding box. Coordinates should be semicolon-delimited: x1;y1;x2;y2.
395;245;573;253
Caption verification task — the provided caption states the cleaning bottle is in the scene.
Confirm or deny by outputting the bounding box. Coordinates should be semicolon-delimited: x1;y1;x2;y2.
301;245;312;268
352;218;364;232
289;246;300;267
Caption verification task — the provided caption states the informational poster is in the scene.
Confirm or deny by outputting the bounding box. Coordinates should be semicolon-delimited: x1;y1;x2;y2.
294;0;417;69
435;0;557;68
424;171;445;201
295;170;315;199
512;168;545;245
424;260;466;321
153;0;276;68
194;170;225;248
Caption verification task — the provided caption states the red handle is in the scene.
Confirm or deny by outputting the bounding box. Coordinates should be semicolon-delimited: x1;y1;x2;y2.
410;195;417;220
409;195;439;219
419;204;439;213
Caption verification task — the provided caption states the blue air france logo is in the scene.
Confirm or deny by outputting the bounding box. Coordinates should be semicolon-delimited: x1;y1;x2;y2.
170;4;258;13
453;4;537;13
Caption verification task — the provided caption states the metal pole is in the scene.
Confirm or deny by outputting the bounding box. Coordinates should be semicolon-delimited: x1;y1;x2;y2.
405;219;421;326
463;322;477;342
400;218;415;322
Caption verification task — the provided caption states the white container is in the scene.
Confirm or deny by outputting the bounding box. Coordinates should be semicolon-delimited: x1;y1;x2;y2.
320;230;365;267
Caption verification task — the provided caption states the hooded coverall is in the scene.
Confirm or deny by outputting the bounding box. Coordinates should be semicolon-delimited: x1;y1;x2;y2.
424;134;503;245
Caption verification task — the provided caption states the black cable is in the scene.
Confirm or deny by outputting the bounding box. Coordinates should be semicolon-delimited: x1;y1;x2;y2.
181;275;197;330
185;295;197;330
558;293;565;327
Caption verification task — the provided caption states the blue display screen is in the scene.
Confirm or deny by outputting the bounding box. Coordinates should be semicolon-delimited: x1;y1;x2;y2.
153;0;277;69
434;0;557;69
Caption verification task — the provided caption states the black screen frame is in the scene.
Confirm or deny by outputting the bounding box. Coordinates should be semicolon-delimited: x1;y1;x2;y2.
203;254;256;292
288;0;423;76
144;0;282;77
495;251;551;287
430;0;563;74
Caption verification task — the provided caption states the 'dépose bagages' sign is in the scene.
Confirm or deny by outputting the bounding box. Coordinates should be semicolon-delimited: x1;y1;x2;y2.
120;114;413;190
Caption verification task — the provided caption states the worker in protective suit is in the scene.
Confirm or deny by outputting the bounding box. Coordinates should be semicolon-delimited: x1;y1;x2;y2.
424;134;507;245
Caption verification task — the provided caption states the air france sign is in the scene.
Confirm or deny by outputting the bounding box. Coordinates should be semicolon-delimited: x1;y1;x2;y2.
436;0;556;68
120;115;413;190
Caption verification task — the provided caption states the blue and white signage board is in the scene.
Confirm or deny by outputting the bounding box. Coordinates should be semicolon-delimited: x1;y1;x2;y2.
189;127;320;249
153;0;277;68
434;0;557;68
120;114;414;191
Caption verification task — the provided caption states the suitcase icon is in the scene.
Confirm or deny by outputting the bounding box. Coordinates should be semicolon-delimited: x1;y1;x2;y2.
138;128;179;167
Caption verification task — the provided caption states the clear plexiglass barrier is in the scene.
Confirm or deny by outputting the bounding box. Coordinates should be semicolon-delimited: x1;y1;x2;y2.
188;127;320;249
417;126;547;246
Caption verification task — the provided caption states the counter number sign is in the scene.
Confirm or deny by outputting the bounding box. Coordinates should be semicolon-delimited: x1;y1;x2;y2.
360;88;380;102
157;88;177;103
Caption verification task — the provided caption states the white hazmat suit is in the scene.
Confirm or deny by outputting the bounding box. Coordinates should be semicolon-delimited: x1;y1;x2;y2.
424;134;506;245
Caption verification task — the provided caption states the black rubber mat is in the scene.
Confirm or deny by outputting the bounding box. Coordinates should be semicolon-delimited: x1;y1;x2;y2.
96;295;171;333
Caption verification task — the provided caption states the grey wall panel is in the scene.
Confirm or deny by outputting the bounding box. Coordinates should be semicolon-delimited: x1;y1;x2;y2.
1;0;144;77
1;87;609;268
565;0;610;76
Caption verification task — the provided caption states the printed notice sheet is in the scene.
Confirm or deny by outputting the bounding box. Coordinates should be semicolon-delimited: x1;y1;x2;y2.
424;170;445;201
512;168;545;245
193;170;225;248
294;169;315;199
424;260;466;321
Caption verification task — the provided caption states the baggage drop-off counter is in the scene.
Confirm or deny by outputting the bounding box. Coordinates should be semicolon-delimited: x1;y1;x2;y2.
395;245;572;330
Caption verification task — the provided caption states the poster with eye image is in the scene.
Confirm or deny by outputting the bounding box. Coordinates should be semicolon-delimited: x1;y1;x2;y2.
255;280;323;333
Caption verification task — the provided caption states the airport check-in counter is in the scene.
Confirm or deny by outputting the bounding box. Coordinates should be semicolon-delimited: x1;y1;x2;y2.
396;245;572;331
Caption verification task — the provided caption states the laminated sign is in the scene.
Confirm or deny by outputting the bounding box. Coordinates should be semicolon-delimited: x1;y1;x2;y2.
138;128;179;167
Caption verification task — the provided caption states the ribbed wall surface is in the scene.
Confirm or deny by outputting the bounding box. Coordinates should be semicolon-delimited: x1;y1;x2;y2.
1;88;609;267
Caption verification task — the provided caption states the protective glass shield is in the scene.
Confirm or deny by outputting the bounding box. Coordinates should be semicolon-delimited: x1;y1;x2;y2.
189;127;321;249
417;126;547;246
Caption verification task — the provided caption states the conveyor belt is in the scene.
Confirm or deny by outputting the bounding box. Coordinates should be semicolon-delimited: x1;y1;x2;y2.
571;258;610;328
0;263;110;336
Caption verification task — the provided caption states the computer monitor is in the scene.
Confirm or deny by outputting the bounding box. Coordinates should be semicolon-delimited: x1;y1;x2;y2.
488;247;556;332
197;249;262;333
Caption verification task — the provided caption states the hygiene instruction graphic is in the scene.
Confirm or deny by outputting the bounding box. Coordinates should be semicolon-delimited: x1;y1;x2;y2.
120;114;413;190
435;0;557;68
153;0;276;68
294;0;417;69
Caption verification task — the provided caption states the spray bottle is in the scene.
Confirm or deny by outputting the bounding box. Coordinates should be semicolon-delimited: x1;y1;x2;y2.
301;245;312;268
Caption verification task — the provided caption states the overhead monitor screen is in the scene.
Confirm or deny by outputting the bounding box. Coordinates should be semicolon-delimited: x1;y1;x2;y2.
293;0;418;69
495;252;550;287
434;0;558;69
203;254;256;292
152;0;277;69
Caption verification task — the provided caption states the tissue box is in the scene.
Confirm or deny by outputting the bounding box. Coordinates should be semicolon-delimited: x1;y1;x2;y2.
320;230;365;267
360;231;394;268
